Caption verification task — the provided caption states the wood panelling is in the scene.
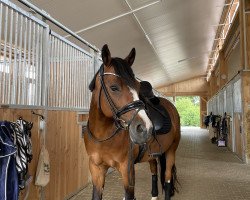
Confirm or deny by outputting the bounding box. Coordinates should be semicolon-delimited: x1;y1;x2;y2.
0;108;89;200
0;108;41;200
200;96;207;128
226;42;241;81
234;113;244;159
157;76;208;97
242;71;250;161
45;110;89;200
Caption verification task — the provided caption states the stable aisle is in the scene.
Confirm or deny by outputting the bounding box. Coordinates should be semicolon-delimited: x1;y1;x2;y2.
70;127;250;200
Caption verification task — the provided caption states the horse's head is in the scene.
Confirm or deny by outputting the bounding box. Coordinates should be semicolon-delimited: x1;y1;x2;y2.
89;44;153;144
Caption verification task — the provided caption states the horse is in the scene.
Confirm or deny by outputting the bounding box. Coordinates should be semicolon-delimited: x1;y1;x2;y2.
84;44;181;200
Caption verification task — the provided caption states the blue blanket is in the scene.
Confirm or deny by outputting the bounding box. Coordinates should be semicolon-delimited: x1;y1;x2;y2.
0;121;19;200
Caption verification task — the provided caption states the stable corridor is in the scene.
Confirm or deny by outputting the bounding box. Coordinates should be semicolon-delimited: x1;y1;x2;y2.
70;127;250;200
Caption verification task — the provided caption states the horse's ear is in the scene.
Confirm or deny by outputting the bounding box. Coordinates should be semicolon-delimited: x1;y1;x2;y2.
125;48;136;67
102;44;111;66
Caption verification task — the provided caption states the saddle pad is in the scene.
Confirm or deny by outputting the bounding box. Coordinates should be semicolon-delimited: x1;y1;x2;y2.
147;103;172;135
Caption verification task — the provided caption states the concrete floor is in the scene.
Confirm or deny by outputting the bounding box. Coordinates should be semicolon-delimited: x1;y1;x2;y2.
70;127;250;200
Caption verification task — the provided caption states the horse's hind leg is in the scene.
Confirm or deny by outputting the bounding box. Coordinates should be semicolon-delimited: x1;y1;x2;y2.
89;159;108;200
149;159;158;200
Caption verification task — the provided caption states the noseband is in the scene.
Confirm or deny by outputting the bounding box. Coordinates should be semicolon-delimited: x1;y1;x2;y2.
87;64;145;142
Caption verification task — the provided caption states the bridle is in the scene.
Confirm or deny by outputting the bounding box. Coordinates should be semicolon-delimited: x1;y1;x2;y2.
87;64;145;142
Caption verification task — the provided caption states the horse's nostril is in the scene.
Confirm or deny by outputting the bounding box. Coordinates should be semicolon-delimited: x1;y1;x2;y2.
136;124;144;133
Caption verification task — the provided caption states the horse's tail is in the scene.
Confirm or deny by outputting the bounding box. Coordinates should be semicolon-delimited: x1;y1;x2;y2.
171;164;179;196
159;153;179;195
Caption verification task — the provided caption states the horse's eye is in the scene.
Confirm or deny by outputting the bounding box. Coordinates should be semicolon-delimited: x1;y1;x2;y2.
110;85;120;92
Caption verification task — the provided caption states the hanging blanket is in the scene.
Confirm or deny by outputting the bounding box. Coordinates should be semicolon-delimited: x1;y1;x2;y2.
0;121;19;200
10;119;33;190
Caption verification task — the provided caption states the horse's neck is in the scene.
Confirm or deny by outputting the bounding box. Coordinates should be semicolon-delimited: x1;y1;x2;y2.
89;102;114;135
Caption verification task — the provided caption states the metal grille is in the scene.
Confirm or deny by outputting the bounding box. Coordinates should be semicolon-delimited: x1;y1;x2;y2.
218;90;224;115
0;0;47;106
207;99;212;114
233;79;242;112
226;84;233;115
48;31;94;110
0;0;98;110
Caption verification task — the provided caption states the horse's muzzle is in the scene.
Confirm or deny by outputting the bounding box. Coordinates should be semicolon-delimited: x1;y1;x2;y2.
129;120;153;144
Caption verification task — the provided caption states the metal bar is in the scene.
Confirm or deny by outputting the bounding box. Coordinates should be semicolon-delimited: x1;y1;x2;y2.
22;16;28;105
31;21;36;105
49;35;54;107
124;0;170;80
68;46;71;107
216;2;238;7
50;31;92;58
18;0;99;52
26;19;31;105
82;56;86;108
0;3;3;103
54;37;59;107
66;44;70;107
12;11;18;104
2;5;9;103
42;26;50;110
66;0;161;34
212;23;232;27
52;37;57;106
76;50;79;108
62;40;65;108
58;39;62;107
0;3;2;56
17;14;23;104
77;50;80;108
73;48;76;107
1;0;47;27
79;51;83;108
69;47;72;107
7;8;14;104
35;24;39;105
39;25;43;106
79;53;83;108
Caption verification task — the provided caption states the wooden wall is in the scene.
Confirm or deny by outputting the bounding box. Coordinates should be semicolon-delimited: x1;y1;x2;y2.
0;108;42;199
200;96;207;128
242;71;250;162
157;76;208;128
0;108;90;200
206;0;250;162
157;76;208;97
45;110;89;200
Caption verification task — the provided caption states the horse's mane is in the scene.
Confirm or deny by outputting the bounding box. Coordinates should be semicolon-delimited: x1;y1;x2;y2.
89;57;136;91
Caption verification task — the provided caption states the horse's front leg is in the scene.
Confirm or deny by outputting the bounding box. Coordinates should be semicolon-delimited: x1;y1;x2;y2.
120;162;136;200
89;159;108;200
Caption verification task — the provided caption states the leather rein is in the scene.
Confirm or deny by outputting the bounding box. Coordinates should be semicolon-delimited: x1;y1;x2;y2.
87;64;145;143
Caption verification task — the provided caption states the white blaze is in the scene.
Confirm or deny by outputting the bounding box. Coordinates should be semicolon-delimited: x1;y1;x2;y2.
129;87;152;130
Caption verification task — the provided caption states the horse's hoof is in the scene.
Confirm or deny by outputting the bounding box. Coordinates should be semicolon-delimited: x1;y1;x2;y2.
151;197;158;200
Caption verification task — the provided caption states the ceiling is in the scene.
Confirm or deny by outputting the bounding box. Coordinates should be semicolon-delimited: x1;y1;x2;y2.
15;0;226;88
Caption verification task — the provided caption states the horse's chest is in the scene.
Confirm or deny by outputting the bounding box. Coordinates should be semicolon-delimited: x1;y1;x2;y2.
89;149;122;168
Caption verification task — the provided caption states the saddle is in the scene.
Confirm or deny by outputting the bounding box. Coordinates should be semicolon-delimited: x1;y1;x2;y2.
139;81;172;135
